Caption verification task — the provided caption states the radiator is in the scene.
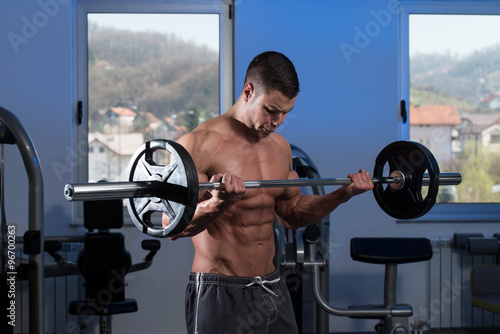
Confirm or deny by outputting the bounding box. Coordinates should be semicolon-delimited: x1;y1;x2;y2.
423;237;500;329
14;242;83;334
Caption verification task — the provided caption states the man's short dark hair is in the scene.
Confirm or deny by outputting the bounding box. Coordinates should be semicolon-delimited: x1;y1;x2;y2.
244;51;300;99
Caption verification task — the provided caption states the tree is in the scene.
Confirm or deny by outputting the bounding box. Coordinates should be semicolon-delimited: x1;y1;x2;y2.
457;143;500;202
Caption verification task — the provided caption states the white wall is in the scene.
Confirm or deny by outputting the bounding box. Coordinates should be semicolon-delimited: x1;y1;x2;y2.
1;0;499;333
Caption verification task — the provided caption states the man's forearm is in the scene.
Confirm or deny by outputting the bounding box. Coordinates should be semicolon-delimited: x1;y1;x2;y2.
169;197;228;240
278;187;351;230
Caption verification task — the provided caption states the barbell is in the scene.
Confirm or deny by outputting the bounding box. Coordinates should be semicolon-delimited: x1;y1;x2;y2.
63;140;462;238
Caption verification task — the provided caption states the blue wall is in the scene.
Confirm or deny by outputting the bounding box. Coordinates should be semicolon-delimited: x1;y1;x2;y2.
235;0;400;155
235;1;403;331
235;1;500;332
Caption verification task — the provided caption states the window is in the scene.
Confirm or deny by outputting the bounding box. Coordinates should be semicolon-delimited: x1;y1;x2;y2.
491;134;500;144
401;3;500;219
86;12;221;182
75;2;233;185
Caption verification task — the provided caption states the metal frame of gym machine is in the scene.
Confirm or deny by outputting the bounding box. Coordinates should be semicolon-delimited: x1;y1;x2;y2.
0;107;163;334
280;144;422;334
276;144;330;333
0;106;45;334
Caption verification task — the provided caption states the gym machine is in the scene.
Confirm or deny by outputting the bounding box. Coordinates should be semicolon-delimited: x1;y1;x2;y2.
0;106;45;334
0;107;162;334
277;145;433;334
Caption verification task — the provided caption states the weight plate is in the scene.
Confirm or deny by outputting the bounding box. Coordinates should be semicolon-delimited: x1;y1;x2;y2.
126;140;199;238
372;141;440;219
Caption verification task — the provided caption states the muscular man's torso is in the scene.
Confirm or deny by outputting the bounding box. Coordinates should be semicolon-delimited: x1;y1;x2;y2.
187;117;292;277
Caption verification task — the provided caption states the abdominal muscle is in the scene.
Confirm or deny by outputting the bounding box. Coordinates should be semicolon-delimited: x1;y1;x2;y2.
191;190;279;277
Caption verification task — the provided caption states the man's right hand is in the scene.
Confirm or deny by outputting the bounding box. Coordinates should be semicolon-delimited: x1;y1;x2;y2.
208;173;246;207
342;169;374;199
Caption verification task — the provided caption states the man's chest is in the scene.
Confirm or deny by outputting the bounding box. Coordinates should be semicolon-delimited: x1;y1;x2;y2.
207;141;290;183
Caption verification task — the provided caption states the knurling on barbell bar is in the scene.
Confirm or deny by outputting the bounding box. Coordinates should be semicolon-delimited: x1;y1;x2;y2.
63;140;462;238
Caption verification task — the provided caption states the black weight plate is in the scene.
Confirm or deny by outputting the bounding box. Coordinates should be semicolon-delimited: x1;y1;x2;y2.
126;140;198;238
373;141;440;219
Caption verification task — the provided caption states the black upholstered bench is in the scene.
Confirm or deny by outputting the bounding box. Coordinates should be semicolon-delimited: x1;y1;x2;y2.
348;237;433;334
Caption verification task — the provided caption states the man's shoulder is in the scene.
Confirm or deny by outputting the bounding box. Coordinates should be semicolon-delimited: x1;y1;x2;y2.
178;128;223;147
177;119;226;152
269;133;292;153
190;116;227;136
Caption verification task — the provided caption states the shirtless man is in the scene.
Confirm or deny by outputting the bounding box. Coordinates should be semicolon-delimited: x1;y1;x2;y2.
168;51;374;334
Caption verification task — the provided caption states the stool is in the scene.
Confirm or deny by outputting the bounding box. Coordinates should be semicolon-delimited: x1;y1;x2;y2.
349;237;433;334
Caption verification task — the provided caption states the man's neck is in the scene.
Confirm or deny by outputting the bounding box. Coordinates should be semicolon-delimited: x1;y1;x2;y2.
222;99;261;143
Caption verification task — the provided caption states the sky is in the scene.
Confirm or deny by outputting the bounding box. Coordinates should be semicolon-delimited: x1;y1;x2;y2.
410;14;500;57
89;13;220;51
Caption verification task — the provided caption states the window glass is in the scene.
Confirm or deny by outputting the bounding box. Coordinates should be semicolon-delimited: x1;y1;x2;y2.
87;13;220;182
409;14;500;203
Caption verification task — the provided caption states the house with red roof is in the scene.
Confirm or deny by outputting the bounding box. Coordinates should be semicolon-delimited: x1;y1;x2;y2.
91;107;138;133
480;92;500;110
410;105;461;165
88;132;145;182
458;113;500;153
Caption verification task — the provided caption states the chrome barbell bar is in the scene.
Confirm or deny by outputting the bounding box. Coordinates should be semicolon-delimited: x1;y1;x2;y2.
64;172;462;202
201;172;462;191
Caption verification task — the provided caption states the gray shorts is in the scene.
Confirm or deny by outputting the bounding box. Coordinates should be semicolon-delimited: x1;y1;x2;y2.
185;271;299;334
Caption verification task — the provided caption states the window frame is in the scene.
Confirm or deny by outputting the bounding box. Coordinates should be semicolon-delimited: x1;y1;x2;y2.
73;1;234;223
399;1;500;222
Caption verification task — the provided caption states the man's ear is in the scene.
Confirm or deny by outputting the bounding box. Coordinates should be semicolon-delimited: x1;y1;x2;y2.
243;82;254;102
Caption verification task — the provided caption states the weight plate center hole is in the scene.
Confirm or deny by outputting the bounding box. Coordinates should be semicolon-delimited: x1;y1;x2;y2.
389;170;405;190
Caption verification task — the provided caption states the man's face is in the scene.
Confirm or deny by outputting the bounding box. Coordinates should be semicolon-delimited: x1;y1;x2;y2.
246;87;296;138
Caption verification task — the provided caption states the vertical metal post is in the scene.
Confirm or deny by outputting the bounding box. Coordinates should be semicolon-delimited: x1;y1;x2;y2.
291;144;330;334
309;183;329;334
0;107;44;334
317;266;329;334
384;263;397;307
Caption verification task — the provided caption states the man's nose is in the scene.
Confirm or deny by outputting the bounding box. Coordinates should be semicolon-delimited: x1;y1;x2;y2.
271;114;283;127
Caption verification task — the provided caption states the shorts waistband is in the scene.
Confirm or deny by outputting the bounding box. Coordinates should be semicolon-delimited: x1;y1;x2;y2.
189;270;281;286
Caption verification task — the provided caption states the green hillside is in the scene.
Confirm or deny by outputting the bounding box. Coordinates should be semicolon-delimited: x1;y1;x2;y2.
410;44;500;113
410;88;481;113
88;24;219;124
